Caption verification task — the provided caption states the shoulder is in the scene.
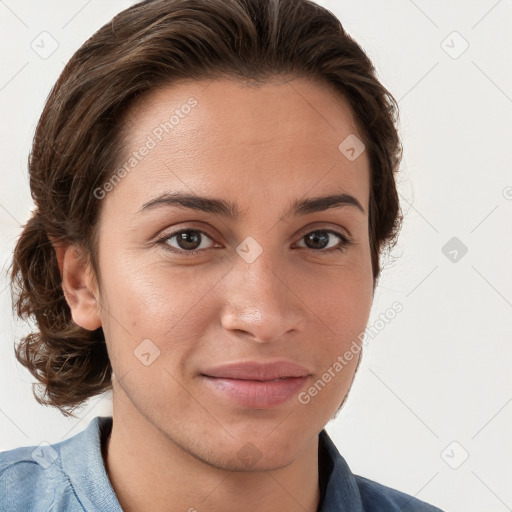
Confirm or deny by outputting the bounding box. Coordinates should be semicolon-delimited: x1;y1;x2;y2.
354;474;444;511
0;441;83;512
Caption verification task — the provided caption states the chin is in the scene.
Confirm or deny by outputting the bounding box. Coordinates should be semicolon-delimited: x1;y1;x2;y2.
192;424;313;472
205;443;301;472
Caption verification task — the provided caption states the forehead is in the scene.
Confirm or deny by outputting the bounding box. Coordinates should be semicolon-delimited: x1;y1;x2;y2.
123;76;363;147
110;77;370;213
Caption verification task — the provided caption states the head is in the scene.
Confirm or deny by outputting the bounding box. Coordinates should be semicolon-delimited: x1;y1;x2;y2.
10;0;402;469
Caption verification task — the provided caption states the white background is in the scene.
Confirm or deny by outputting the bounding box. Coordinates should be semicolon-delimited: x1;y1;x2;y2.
1;1;511;511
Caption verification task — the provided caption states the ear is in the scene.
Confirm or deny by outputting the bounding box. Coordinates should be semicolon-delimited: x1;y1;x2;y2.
52;241;102;331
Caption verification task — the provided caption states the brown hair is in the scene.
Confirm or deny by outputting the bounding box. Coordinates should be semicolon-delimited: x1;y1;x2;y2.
9;0;402;416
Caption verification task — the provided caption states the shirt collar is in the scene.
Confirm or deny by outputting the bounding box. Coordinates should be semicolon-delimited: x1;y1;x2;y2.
61;417;363;512
60;415;122;511
317;428;364;511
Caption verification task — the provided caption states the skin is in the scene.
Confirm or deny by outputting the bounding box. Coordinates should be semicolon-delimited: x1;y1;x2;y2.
57;76;374;512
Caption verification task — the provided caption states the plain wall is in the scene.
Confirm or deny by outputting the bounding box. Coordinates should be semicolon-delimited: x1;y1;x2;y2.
1;1;511;511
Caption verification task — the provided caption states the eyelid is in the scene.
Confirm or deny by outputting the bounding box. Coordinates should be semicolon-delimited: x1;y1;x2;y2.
294;222;352;241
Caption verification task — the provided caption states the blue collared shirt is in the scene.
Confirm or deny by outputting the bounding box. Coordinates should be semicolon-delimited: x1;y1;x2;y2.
0;416;444;511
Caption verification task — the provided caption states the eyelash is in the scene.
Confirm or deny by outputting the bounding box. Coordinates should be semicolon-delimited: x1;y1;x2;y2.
156;227;353;257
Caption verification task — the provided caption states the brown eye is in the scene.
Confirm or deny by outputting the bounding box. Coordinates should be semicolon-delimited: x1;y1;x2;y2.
296;230;352;254
157;227;352;257
159;229;218;255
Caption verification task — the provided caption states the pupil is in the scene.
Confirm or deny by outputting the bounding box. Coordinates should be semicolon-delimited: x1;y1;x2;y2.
306;231;328;249
179;231;201;250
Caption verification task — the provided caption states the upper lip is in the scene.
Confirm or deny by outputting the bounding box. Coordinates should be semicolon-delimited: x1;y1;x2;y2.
201;360;311;381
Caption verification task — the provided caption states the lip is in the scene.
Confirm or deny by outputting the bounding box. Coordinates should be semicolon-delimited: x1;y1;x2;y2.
201;360;311;408
201;360;310;380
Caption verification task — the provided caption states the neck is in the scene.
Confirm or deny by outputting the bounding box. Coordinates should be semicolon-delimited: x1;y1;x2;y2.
102;398;321;512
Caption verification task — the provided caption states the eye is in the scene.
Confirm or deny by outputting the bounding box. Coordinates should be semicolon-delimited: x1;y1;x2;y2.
295;229;353;254
158;229;219;256
156;227;353;257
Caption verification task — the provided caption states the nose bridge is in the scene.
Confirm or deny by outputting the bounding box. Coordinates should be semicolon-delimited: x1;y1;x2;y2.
221;240;305;341
234;240;290;312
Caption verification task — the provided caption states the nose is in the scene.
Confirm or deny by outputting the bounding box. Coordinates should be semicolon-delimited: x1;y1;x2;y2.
220;249;307;343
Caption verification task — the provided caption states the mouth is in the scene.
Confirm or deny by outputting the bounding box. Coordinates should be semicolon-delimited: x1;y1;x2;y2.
200;360;311;408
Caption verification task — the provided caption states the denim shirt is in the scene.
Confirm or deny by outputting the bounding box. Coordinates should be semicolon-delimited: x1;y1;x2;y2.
0;416;444;511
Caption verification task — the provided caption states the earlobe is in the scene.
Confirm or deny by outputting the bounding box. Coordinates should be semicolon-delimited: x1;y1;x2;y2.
53;242;102;331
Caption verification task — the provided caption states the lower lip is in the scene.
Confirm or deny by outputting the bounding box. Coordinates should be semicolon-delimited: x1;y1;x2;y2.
202;376;309;408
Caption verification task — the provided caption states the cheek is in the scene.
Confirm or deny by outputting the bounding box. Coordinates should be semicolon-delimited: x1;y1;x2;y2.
99;257;222;362
309;266;373;338
301;271;372;407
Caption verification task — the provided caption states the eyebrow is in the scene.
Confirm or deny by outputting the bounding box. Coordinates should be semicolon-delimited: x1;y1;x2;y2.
137;190;365;218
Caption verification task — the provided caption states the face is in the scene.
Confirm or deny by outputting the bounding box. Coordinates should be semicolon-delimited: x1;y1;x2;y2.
84;77;374;470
